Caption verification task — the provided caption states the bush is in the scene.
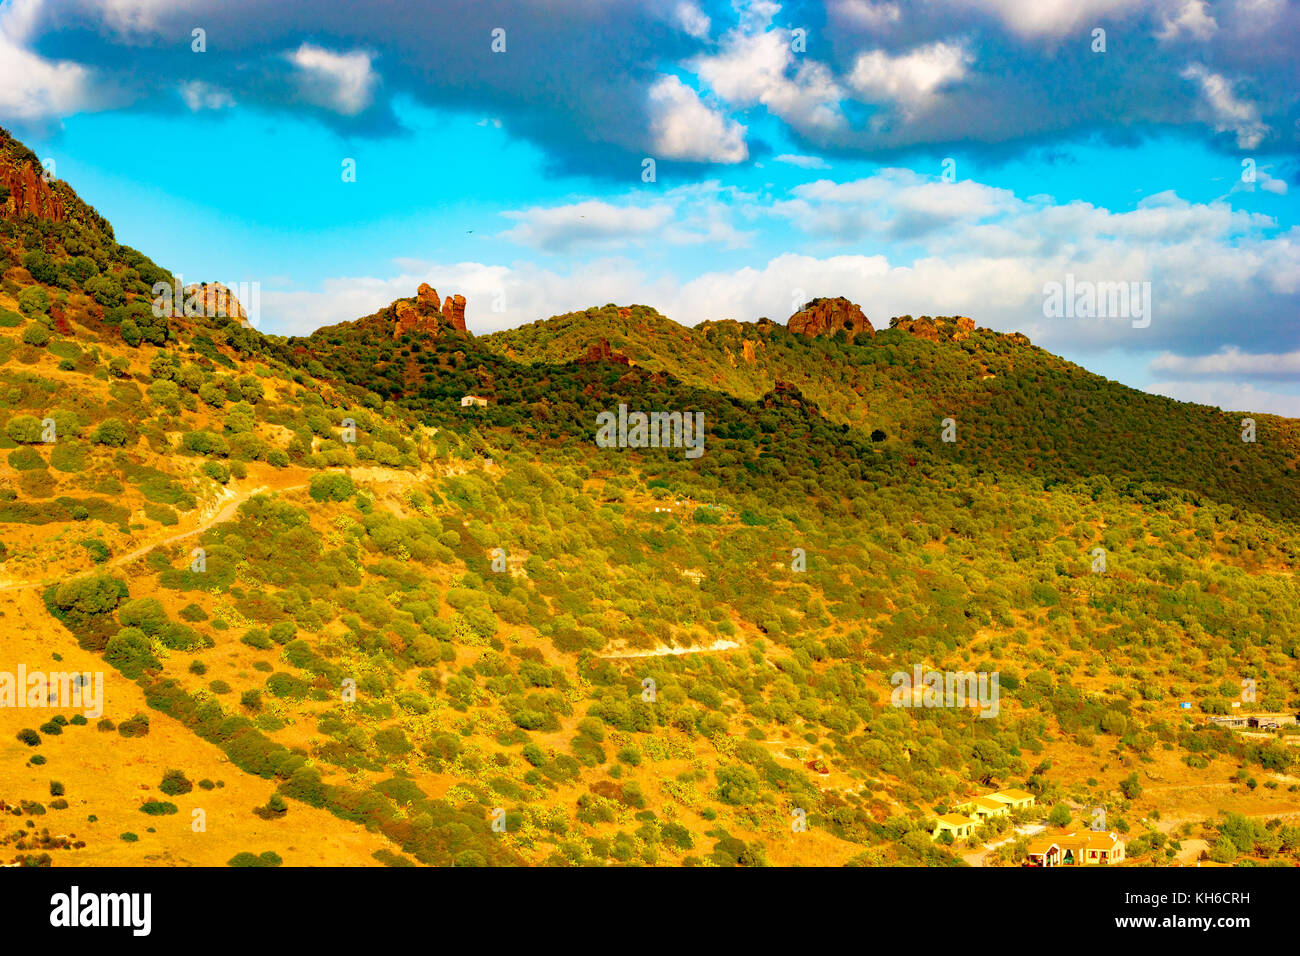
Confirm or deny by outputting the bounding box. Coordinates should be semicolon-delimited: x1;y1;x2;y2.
139;800;178;816
159;770;193;796
17;286;49;316
91;418;129;447
22;324;50;347
104;627;160;678
9;446;45;470
16;729;40;747
5;415;43;444
182;430;228;456
309;472;355;502
117;713;150;738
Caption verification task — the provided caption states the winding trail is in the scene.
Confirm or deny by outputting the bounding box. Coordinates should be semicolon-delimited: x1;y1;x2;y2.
0;481;306;594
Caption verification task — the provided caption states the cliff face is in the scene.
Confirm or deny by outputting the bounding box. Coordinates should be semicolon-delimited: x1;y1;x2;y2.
0;149;66;223
787;297;874;340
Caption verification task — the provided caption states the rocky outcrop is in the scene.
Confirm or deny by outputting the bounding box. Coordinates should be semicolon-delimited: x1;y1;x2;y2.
441;294;467;332
759;380;820;414
0;157;66;222
742;339;759;363
183;283;250;327
577;338;630;365
889;315;976;342
787;297;874;340
392;283;468;339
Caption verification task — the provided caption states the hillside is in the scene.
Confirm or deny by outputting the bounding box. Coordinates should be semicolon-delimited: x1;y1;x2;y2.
1;126;1299;869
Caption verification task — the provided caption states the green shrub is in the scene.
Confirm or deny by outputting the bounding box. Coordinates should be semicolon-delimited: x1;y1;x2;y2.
159;770;193;796
5;415;43;444
309;472;355;502
22;324;50;347
91;418;129;447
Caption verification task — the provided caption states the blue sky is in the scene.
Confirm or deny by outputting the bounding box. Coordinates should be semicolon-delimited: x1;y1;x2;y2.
2;0;1298;413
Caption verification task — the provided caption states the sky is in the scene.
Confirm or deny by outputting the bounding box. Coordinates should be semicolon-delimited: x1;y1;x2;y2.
1;0;1298;413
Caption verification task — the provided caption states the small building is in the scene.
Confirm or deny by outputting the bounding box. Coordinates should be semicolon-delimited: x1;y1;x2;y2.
931;813;976;842
987;788;1036;812
1026;830;1125;867
460;395;488;407
960;796;1011;823
1250;713;1298;730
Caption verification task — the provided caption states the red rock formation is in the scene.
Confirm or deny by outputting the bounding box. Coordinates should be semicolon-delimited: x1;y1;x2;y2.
441;294;467;332
889;315;981;343
578;338;631;365
393;284;469;338
787;297;874;340
742;339;759;363
0;158;65;222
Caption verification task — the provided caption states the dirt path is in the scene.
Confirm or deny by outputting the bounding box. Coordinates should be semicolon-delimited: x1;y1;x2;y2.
600;639;741;659
0;481;306;594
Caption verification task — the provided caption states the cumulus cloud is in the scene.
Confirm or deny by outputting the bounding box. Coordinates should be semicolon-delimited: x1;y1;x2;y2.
4;0;1299;166
1149;347;1300;380
0;2;100;122
1157;0;1218;41
500;200;676;253
647;75;748;163
287;44;378;116
1180;63;1268;148
962;0;1148;39
674;1;711;39
690;14;846;135
847;42;972;119
179;80;234;111
1143;381;1300;417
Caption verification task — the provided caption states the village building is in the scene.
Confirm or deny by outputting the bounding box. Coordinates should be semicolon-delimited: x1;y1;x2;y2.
459;395;488;407
932;814;976;842
933;788;1037;840
1026;830;1126;867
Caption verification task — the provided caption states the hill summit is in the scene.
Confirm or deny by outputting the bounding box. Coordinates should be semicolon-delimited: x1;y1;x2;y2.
787;296;874;339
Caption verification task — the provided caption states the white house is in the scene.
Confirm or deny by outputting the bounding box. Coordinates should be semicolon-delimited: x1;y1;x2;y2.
460;395;487;407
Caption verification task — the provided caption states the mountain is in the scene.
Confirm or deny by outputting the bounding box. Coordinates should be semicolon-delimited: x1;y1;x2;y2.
1;127;1298;869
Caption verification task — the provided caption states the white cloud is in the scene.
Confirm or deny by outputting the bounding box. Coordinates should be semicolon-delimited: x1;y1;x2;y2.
674;1;711;39
963;0;1147;39
647;75;748;163
287;43;377;116
501;184;755;252
1143;381;1300;416
1149;346;1300;379
774;153;830;169
0;2;99;122
1180;63;1268;148
835;0;902;30
690;17;845;134
501;199;676;252
848;42;972;117
1157;0;1218;40
179;80;234;111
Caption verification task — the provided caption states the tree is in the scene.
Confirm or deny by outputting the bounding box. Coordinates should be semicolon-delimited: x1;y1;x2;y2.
1048;803;1072;827
91;418;129;447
